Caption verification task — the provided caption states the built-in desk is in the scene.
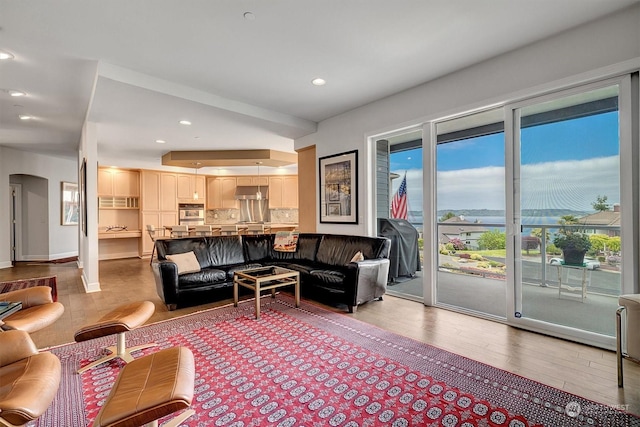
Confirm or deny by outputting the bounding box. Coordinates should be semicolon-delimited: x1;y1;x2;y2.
98;230;142;239
98;229;142;260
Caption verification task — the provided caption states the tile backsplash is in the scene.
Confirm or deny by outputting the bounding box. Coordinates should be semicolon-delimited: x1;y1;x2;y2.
270;209;298;224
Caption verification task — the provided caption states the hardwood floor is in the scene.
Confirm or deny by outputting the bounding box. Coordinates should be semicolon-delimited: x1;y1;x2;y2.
1;257;639;416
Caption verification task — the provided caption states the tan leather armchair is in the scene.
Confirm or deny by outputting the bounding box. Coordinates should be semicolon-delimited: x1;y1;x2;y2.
0;286;64;333
0;330;61;427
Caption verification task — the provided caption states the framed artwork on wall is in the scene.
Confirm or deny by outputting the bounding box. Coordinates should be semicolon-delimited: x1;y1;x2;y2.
319;150;358;224
61;181;79;225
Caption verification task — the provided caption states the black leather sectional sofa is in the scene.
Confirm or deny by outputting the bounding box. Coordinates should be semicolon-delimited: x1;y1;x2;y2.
152;233;391;312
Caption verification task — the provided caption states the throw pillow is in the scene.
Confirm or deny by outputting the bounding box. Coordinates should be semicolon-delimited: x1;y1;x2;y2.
166;251;201;275
273;231;299;252
350;251;364;263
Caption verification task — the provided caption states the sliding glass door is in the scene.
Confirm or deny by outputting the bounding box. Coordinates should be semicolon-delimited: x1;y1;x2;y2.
434;108;507;318
426;75;634;346
376;73;635;347
511;81;627;339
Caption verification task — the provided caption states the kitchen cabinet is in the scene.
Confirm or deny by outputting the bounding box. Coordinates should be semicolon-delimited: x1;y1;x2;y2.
282;176;298;208
141;170;161;211
141;171;178;212
160;173;178;211
177;174;206;202
269;176;298;208
236;176;269;186
140;171;179;257
98;168;139;197
207;177;238;209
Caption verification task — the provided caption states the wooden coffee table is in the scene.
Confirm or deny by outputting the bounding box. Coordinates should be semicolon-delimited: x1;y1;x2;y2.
233;266;300;319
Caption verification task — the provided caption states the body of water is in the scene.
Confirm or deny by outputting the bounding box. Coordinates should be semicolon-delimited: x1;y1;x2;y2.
408;215;564;234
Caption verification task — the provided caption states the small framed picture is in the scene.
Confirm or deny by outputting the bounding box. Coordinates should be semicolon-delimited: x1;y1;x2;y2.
327;203;341;216
61;181;79;225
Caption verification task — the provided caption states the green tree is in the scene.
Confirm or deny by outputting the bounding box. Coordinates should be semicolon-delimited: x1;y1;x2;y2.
591;195;610;212
478;230;506;250
522;235;541;255
608;236;621;253
558;215;579;226
531;227;551;242
439;212;456;222
589;234;610;253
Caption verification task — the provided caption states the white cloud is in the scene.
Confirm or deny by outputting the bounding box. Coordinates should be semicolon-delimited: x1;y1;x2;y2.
393;156;620;212
437;166;505;210
520;156;619;211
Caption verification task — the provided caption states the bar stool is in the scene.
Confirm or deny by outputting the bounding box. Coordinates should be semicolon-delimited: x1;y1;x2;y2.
617;294;640;387
221;224;239;235
193;224;213;236
246;224;266;235
146;224;167;264
170;224;189;238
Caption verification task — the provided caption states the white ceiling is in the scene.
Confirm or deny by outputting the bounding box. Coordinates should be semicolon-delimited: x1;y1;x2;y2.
1;0;638;175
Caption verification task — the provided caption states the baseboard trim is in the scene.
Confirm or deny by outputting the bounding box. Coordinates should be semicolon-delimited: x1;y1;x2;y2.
81;272;101;293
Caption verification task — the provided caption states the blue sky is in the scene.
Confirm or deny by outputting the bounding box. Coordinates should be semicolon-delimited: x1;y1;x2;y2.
390;112;620;214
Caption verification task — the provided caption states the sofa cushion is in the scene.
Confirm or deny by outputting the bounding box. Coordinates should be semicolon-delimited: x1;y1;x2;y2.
273;231;299;252
223;263;264;280
178;268;227;289
166;251;201;275
243;234;273;263
316;235;389;267
268;234;322;262
309;269;346;290
270;261;316;276
201;236;246;267
350;251;364;263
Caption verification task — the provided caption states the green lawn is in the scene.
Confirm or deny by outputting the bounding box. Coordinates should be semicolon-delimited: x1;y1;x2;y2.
459;249;547;257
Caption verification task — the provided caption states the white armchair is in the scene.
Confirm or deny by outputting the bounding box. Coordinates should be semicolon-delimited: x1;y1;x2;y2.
616;294;640;387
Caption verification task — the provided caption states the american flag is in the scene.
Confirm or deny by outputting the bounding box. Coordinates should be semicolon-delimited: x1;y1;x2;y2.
391;174;408;220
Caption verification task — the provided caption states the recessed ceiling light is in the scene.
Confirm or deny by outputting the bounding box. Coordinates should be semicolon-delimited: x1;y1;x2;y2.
18;114;33;120
0;51;14;60
179;120;192;126
9;90;26;97
311;78;326;86
155;139;166;144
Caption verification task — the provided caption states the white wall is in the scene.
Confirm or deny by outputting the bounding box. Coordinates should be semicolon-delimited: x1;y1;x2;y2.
0;146;79;266
296;5;640;236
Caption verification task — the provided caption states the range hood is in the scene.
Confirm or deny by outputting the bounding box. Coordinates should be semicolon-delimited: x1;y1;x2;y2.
235;185;269;200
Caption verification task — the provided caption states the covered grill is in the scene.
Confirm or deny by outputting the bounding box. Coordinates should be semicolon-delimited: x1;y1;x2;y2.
378;218;421;282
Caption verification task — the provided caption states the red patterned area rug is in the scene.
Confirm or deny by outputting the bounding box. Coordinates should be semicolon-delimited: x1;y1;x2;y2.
38;295;638;427
0;275;57;301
